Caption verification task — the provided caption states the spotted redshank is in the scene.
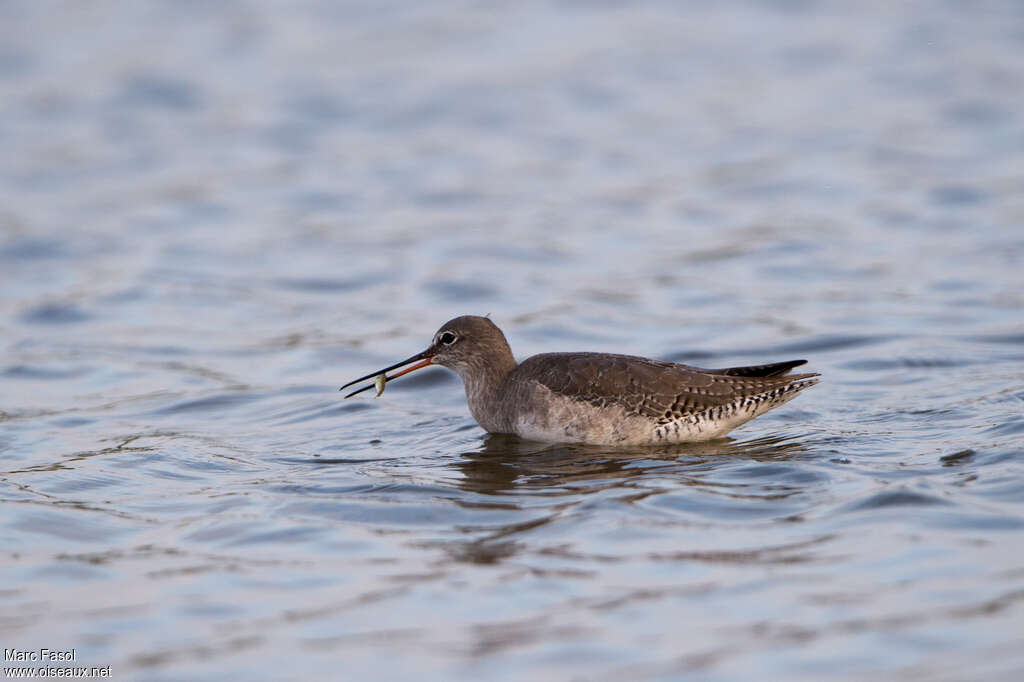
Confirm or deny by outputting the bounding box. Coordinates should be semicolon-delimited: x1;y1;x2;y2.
341;316;819;445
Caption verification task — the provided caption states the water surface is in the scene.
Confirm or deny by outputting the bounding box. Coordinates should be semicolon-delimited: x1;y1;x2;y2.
2;1;1023;680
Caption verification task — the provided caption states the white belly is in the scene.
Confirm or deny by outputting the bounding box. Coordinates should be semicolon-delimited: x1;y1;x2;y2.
503;382;802;446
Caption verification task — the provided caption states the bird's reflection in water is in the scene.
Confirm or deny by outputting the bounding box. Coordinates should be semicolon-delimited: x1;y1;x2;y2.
437;433;815;567
451;433;812;497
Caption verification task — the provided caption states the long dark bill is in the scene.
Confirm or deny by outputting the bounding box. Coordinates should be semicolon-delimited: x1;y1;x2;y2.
339;350;434;398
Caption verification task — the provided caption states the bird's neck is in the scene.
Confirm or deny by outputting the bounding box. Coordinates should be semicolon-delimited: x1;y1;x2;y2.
459;351;518;433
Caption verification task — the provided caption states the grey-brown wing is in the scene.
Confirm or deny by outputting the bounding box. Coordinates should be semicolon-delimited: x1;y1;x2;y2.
519;352;817;424
698;359;808;377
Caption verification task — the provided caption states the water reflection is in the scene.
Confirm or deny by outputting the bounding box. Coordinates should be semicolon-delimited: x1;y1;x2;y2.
433;434;827;571
451;433;814;496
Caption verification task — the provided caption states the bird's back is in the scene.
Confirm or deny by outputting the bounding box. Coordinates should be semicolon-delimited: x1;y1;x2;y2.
496;352;818;444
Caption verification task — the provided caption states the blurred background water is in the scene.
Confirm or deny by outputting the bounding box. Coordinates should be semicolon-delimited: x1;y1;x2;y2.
2;0;1023;680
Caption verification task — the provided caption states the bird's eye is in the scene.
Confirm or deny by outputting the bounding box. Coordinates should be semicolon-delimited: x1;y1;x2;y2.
439;331;457;345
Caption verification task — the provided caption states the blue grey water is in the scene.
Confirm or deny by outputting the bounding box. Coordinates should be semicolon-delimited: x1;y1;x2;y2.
2;1;1023;680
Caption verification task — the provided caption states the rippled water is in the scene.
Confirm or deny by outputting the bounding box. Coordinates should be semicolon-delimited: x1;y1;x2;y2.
3;1;1024;680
